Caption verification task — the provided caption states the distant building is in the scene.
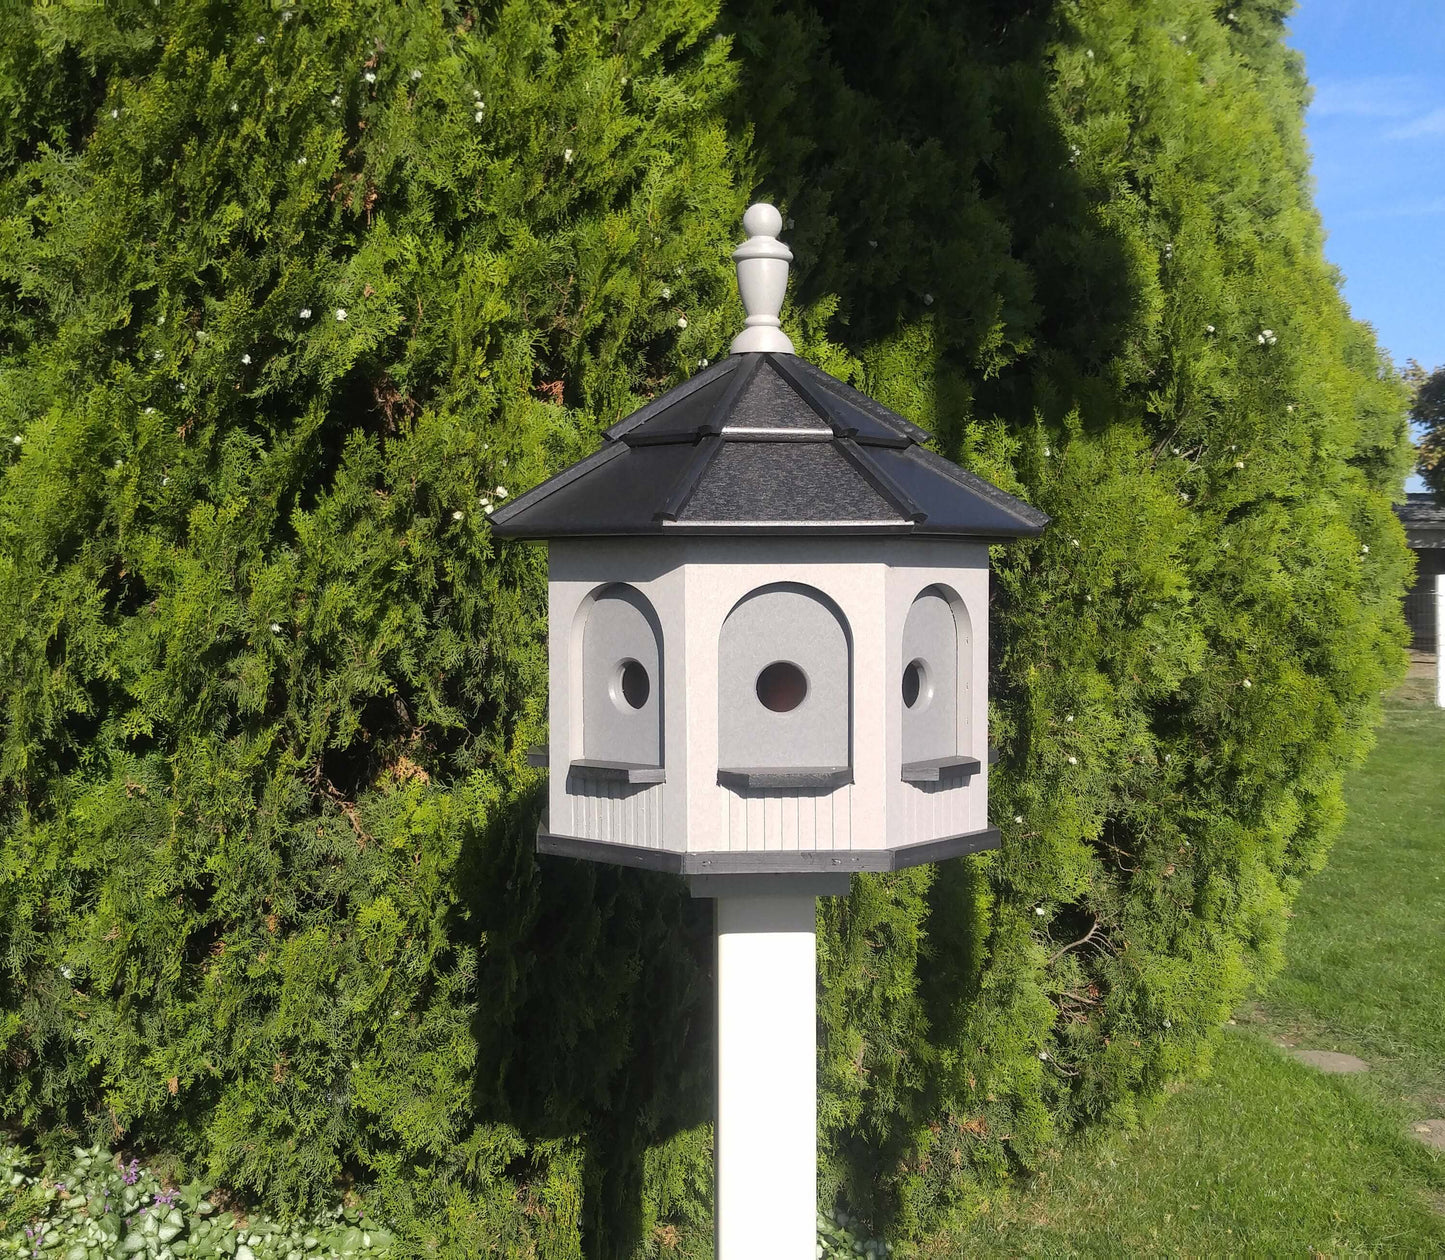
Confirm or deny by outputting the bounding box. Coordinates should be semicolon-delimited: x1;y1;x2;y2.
1398;493;1445;652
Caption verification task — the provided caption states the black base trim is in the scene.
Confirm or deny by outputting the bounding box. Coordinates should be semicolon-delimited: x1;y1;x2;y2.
536;826;1000;874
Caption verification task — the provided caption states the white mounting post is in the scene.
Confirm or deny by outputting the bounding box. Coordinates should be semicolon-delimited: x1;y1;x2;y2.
714;891;817;1258
1436;575;1444;709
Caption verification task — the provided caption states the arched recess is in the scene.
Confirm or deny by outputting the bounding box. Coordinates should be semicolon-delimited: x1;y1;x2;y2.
579;583;663;767
717;583;851;783
901;585;972;772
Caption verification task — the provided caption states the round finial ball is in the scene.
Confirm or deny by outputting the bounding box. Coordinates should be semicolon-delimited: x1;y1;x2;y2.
742;203;783;239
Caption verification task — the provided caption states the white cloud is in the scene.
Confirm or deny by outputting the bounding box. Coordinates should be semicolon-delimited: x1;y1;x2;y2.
1386;106;1445;139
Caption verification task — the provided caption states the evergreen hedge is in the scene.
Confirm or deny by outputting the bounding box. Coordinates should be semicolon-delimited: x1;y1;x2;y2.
0;0;1411;1254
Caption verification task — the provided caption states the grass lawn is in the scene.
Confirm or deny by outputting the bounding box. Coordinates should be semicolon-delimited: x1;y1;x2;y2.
947;674;1445;1257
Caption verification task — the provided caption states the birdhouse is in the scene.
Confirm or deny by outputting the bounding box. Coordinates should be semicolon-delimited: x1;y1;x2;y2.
491;205;1047;1258
490;205;1046;887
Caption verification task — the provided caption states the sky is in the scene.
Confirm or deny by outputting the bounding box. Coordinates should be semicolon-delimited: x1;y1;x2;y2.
1288;0;1445;377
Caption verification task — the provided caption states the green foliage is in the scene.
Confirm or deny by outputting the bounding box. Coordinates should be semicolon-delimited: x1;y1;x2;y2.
0;0;1412;1256
1408;360;1445;499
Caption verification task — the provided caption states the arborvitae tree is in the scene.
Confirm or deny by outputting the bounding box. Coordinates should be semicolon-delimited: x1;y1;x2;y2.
1408;362;1445;498
0;0;1411;1255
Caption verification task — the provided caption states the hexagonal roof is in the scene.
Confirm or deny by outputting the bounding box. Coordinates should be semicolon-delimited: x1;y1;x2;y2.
488;352;1048;540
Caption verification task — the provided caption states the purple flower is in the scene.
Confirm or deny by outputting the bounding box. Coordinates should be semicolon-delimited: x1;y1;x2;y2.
123;1158;141;1185
154;1189;179;1208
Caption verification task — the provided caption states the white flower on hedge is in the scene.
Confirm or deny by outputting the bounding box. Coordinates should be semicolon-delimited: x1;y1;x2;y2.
869;239;878;248
1068;755;1078;765
256;35;266;44
111;108;119;119
1180;492;1190;502
1039;1051;1050;1060
1014;815;1024;824
923;293;934;305
1205;324;1215;333
563;148;574;163
452;510;464;521
1235;460;1244;469
1065;714;1074;723
677;316;687;328
1361;544;1370;553
483;503;495;515
297;156;307;165
335;308;347;321
494;486;508;497
152;350;164;361
1085;48;1094;58
661;286;671;299
1242;678;1252;688
699;358;709;368
410;69;422;81
270;623;282;634
1043;446;1051;457
61;966;73;979
11;435;21;445
1034;906;1045;916
241;354;252;365
474;110;485;122
1163;1018;1172;1028
299;308;311;320
282;9;293;19
144;407;155;415
363;71;376;84
229;102;239;113
329;95;341;108
1070;537;1080;547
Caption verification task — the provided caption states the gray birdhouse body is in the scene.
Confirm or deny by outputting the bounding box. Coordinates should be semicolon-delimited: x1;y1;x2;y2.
491;208;1046;878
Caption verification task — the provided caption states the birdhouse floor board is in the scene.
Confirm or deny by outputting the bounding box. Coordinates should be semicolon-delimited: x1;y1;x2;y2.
716;766;853;790
567;759;666;784
900;755;982;783
535;825;1001;873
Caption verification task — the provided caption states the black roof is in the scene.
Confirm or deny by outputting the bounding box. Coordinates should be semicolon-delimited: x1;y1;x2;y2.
1397;492;1445;549
489;353;1048;540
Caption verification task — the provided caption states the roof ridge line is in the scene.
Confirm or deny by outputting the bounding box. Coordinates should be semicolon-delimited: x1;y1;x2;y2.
606;357;741;441
786;358;933;443
835;437;927;523
764;353;850;436
701;353;765;435
656;435;723;521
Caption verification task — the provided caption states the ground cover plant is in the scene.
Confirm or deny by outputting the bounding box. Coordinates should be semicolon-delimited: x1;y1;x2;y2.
0;1143;396;1259
946;692;1445;1254
0;0;1413;1254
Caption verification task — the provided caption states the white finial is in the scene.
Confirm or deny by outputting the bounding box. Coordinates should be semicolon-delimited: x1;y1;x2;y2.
729;203;794;355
